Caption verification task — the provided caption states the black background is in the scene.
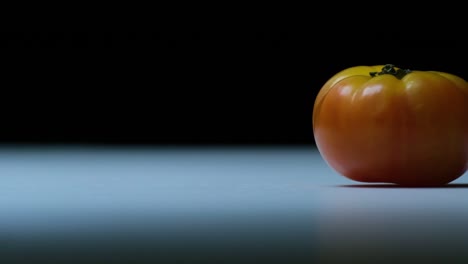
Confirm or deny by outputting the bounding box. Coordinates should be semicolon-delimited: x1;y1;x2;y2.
1;31;466;146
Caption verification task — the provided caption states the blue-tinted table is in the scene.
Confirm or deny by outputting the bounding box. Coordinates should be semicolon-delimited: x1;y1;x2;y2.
0;146;467;263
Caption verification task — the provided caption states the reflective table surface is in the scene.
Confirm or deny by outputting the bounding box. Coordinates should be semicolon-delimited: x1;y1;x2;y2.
1;146;467;263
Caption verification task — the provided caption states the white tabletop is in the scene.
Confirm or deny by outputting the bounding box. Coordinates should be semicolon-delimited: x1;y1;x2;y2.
0;146;467;263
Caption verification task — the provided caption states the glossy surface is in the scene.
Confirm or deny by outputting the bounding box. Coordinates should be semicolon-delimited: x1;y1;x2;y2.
313;65;468;186
0;146;468;264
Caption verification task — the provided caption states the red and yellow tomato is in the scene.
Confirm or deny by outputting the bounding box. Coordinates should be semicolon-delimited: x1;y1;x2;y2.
313;64;468;186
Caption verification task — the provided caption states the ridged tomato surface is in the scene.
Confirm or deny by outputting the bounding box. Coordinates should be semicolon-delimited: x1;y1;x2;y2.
313;65;468;186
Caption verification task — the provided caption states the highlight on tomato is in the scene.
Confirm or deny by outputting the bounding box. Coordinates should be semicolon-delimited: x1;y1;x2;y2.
313;64;468;186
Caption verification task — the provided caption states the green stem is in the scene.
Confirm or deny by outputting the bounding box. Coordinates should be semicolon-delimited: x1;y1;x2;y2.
370;64;411;79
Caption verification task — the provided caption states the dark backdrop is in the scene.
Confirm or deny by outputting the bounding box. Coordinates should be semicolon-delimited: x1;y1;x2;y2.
1;31;466;146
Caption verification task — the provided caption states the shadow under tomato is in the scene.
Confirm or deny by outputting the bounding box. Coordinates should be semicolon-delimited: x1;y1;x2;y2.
336;183;468;189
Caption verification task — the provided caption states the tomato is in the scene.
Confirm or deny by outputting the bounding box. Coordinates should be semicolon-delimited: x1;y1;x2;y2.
313;64;468;186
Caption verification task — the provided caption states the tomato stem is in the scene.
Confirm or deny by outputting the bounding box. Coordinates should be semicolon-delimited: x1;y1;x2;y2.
369;64;411;79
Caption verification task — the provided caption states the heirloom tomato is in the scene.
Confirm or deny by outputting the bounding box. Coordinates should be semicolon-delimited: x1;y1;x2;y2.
313;64;467;186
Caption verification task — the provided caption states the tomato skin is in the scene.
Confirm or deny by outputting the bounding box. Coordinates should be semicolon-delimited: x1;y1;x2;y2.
313;65;468;186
